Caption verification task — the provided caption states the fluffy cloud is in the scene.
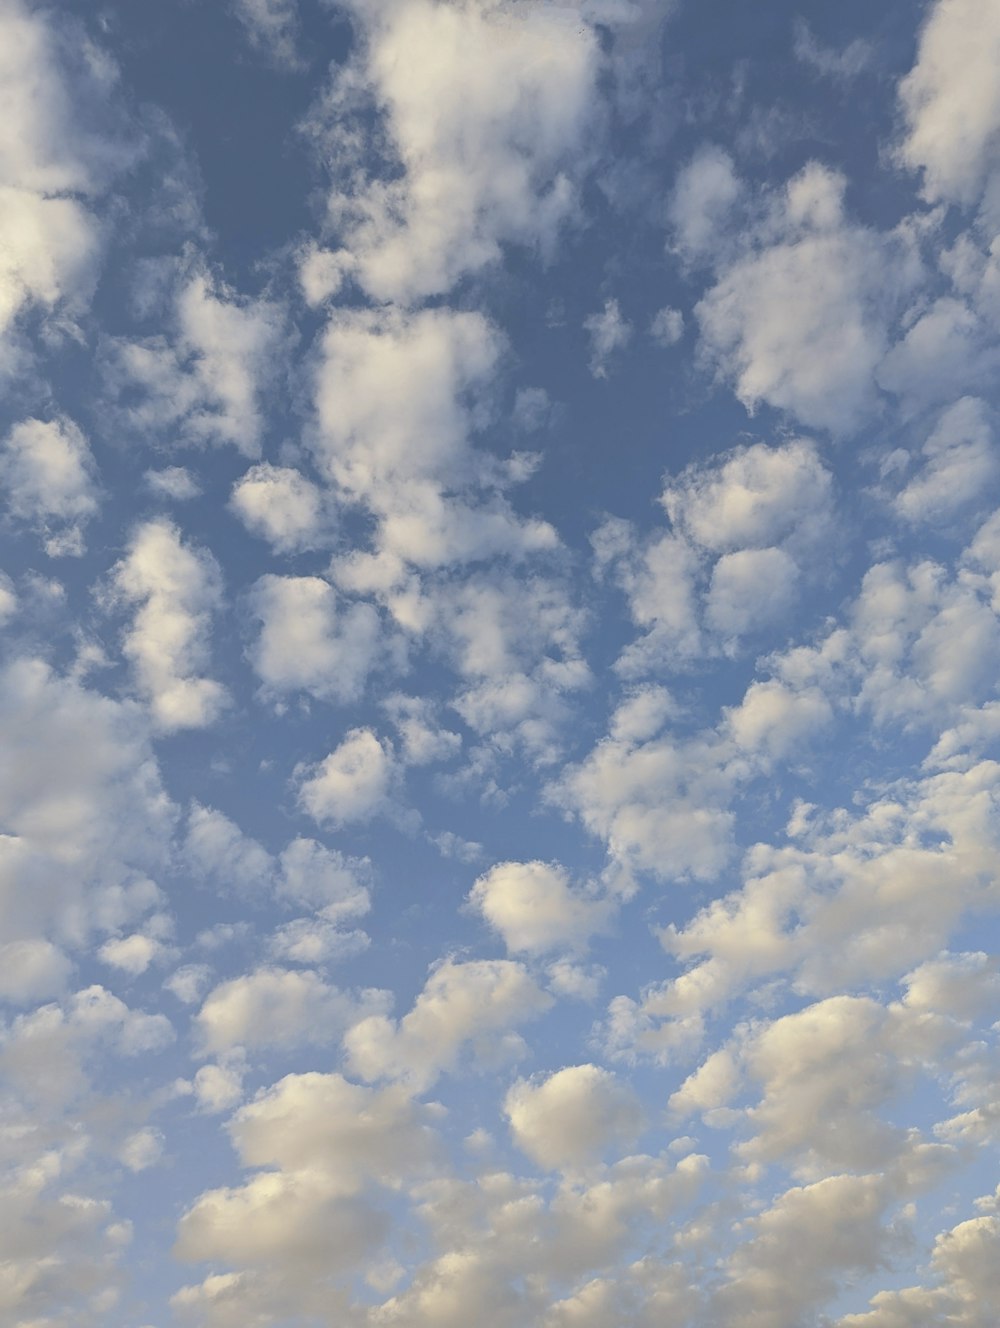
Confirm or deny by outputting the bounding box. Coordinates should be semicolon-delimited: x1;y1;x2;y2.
704;546;800;639
344;958;553;1091
696;163;918;433
0;0;132;370
600;439;836;668
0;415;100;555
838;1207;1000;1327
662;437;835;557
110;518;227;731
230;464;329;553
711;1173;912;1327
667;145;741;263
0;938;72;1004
313;0;600;302
248;574;380;704
314;306;557;598
144;465;202;501
296;728;399;828
898;0;1000;214
0;657;174;962
894;397;998;524
504;1065;644;1171
175;1071;440;1321
195;967;388;1055
608;758;1000;1063
469;861;614;956
584;299;631;378
103;262;286;455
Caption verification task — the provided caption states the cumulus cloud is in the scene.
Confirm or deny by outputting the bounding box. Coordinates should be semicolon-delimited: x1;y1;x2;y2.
247;575;380;703
504;1065;644;1171
0;657;174;960
0;938;72;1004
110;518;227;731
649;306;684;347
894;397;999;524
898;0;1000;214
103;261;286;455
469;861;614;956
704;546;800;639
584;299;631;378
195;967;388;1055
296;728;400;828
0;416;100;555
344;958;553;1092
662;437;835;557
696;163;919;433
310;0;600;302
667;145;741;263
0;0;133;372
314;306;557;599
230;464;330;553
599;439;837;669
144;465;202;501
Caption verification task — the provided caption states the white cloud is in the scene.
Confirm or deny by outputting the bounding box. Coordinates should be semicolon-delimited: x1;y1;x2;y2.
344;958;552;1091
193;1063;245;1115
248;575;380;704
314;306;556;595
164;964;212;1006
97;933;165;977
662;437;835;556
0;416;100;555
144;465;202;501
584;299;631;378
0;939;72;1004
704;546;800;639
230;464;329;553
837;1208;1000;1327
0;657;174;956
894;397;998;524
174;1071;440;1322
469;861;614;956
195;966;388;1055
0;571;15;625
696;163;918;433
600;439;836;670
550;704;742;889
269;916;369;965
667;145;741;263
0;0;132;370
296;728;399;828
119;1128;164;1173
383;694;462;766
898;0;1000;212
649;306;684;347
104;262;286;455
876;296;1000;412
711;1173;912;1326
313;0;600;302
185;803;274;896
110;518;227;731
504;1065;644;1171
432;571;590;765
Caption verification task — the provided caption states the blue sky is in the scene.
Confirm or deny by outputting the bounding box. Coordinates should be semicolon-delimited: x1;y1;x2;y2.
2;0;1000;1324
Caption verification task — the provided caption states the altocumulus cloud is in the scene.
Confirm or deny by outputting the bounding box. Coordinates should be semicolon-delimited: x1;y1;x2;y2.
2;0;1000;1325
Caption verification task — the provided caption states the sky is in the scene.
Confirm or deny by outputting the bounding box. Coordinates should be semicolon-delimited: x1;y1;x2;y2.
2;0;1000;1324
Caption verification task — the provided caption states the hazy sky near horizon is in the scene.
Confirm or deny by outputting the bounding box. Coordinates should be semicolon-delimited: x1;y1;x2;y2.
3;0;1000;1323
